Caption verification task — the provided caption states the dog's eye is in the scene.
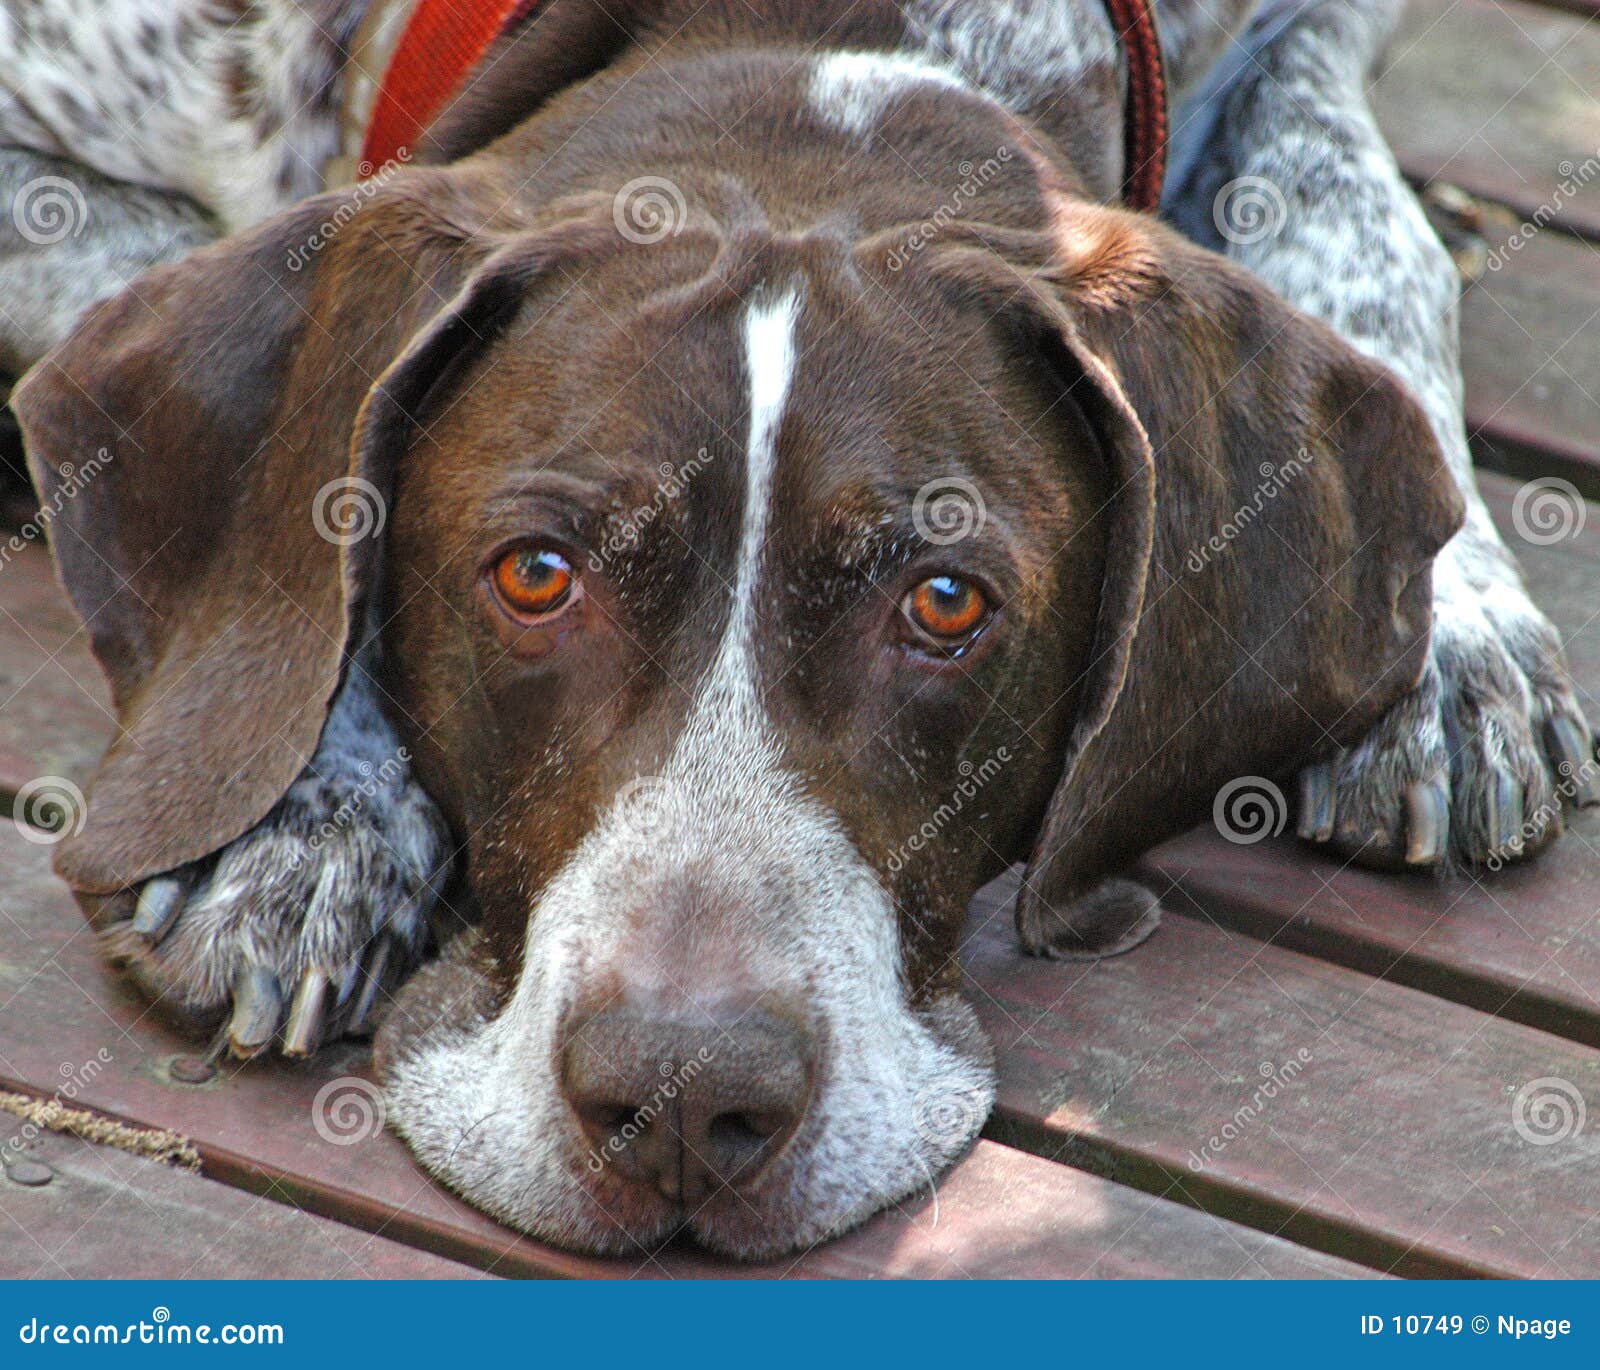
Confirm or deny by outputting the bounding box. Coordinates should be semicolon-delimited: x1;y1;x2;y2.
902;575;990;647
490;547;578;620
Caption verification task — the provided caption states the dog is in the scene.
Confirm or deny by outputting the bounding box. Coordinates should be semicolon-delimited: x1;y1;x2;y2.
6;0;1593;1258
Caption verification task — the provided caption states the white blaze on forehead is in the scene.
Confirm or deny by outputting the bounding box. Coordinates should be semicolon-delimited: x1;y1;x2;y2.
807;50;971;137
690;288;801;726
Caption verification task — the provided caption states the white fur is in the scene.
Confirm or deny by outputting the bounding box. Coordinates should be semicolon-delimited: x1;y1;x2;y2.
807;50;971;137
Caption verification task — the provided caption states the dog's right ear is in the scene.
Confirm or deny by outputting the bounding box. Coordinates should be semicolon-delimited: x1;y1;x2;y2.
11;177;512;895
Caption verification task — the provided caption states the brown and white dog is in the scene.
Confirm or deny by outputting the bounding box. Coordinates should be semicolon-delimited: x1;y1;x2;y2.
5;0;1592;1257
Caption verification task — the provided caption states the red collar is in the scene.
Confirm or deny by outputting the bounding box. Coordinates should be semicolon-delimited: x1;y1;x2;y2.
360;0;544;173
361;0;1167;212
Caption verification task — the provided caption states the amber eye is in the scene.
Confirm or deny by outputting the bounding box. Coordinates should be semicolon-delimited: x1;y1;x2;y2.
902;575;990;646
490;547;578;620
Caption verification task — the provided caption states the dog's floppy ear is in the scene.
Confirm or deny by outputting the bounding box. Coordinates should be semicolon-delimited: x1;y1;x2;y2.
936;206;1463;956
10;177;532;895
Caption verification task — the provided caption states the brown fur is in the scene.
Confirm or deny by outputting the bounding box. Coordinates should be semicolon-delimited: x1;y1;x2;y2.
15;0;1461;1038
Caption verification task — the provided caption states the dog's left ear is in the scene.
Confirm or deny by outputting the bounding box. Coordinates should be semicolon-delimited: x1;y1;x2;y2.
10;180;601;896
934;206;1464;956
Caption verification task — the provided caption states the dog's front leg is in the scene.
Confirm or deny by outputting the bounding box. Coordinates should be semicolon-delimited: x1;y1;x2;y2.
1163;0;1595;867
102;645;454;1058
0;149;215;373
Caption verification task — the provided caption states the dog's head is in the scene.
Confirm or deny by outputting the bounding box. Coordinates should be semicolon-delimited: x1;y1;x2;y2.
13;40;1461;1257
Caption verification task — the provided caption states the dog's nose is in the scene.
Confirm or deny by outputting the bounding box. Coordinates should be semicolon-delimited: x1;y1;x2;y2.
562;1008;812;1205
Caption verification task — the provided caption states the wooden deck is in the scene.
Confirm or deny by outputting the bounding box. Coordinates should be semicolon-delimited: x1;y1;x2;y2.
2;0;1599;1279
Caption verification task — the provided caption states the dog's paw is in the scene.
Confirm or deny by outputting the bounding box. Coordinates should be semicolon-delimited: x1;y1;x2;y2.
1297;588;1597;870
96;755;452;1059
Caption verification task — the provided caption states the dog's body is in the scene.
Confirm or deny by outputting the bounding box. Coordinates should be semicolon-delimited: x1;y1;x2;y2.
6;0;1592;1257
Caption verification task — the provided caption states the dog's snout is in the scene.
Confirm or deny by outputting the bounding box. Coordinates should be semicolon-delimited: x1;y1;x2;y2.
562;1008;812;1205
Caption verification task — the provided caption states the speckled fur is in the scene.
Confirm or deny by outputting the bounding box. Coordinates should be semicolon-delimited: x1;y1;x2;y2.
101;643;451;1020
1164;0;1590;867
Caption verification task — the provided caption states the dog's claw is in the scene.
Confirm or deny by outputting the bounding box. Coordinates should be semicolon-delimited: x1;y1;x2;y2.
228;965;283;1059
282;971;331;1059
1545;716;1600;807
132;877;185;942
1296;762;1337;842
1485;770;1525;861
344;937;397;1039
1403;778;1449;866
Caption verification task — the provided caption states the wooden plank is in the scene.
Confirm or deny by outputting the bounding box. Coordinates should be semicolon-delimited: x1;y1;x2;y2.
1458;228;1600;497
964;876;1600;1278
0;1116;488;1279
0;826;1364;1279
1139;473;1600;1047
0;539;109;796
1375;0;1600;243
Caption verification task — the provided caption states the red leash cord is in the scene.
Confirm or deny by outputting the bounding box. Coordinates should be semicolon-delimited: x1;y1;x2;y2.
1102;0;1169;211
361;0;1168;212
